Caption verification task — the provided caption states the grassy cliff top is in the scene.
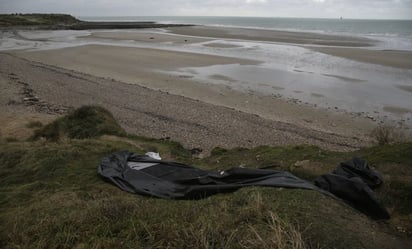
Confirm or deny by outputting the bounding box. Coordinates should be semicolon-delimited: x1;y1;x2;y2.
0;13;80;27
1;106;411;248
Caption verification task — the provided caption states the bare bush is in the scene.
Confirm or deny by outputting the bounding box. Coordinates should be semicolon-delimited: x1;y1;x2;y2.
370;125;409;145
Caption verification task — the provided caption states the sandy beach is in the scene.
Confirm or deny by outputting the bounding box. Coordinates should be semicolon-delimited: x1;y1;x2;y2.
2;25;412;152
14;44;377;134
0;53;369;153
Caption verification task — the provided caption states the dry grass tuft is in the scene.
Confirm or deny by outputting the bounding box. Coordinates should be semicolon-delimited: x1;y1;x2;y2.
244;211;306;249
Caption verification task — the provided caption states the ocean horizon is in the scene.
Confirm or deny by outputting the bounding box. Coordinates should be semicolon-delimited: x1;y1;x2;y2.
78;16;412;34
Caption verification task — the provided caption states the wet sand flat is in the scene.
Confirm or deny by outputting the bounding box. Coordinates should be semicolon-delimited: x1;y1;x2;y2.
167;26;376;47
312;47;412;69
19;44;258;70
167;26;412;70
86;31;210;44
14;44;375;139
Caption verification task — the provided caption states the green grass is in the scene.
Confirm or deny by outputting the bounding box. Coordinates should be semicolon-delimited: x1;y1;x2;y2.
0;106;411;248
0;13;80;27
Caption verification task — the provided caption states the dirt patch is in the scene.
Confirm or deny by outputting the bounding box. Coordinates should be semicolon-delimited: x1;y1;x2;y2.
209;74;237;82
323;73;367;83
203;42;242;48
397;85;412;94
311;93;325;98
0;114;55;140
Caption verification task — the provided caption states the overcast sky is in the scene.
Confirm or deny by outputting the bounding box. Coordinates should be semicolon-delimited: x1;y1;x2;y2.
1;0;412;19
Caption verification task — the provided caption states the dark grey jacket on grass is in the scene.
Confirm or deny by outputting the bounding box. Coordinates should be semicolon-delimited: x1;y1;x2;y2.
98;151;389;220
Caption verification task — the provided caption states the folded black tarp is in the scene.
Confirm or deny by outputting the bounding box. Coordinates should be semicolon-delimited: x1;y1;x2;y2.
98;151;389;220
315;157;389;220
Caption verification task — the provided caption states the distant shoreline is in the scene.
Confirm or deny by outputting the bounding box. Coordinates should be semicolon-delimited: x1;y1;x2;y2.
0;13;194;30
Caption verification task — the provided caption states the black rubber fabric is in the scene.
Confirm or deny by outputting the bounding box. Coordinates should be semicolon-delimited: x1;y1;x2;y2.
315;158;390;220
98;151;389;220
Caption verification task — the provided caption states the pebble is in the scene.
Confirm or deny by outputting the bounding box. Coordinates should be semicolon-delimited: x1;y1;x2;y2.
0;53;374;153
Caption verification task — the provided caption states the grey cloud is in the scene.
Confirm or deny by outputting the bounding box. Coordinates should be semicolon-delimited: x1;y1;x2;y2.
0;0;411;19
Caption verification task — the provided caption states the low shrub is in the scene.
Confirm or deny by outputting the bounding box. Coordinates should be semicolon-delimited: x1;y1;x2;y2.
33;106;126;141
